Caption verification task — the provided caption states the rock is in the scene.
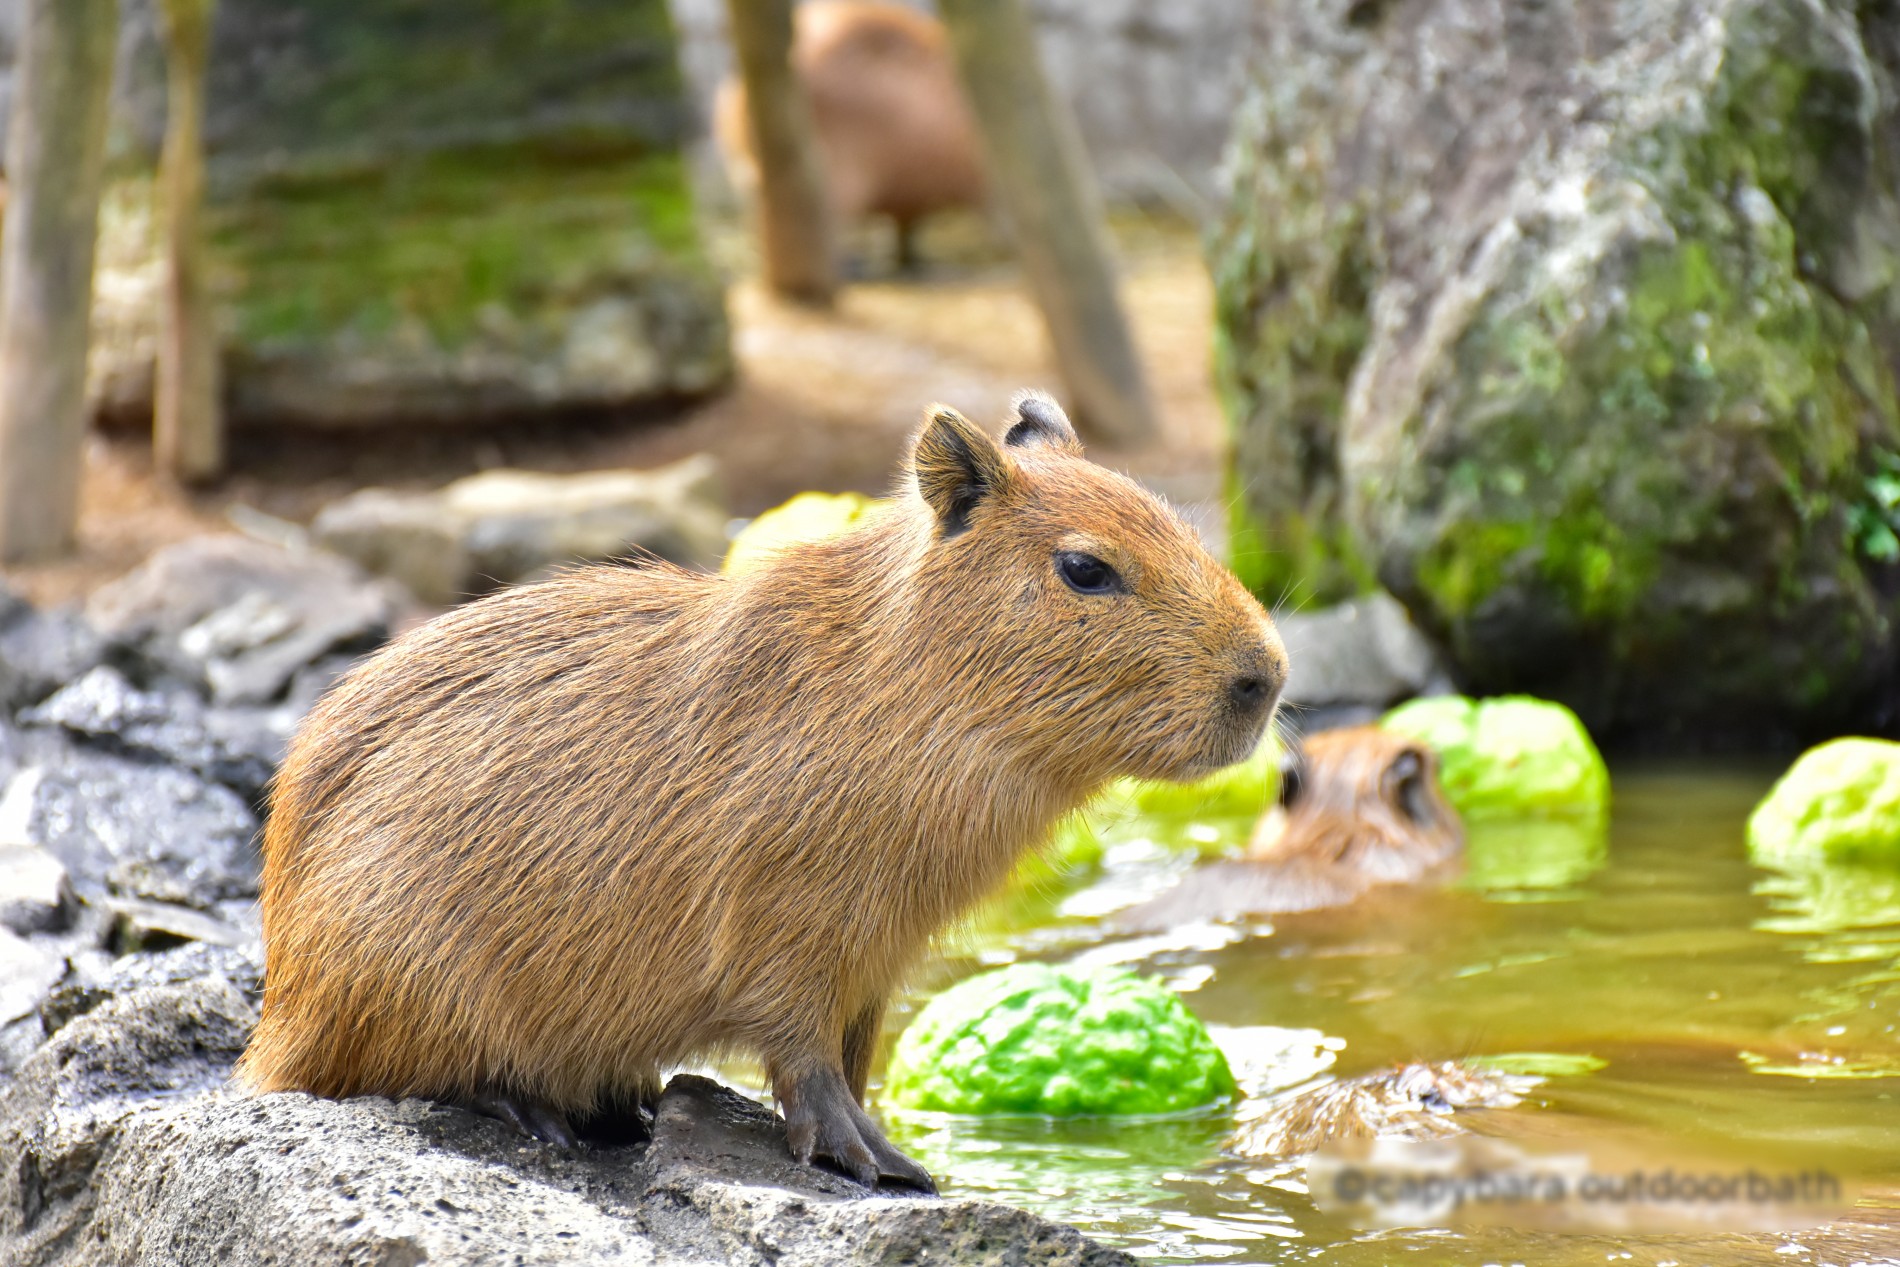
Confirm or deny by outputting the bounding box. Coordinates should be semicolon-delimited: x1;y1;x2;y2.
313;456;730;603
0;929;64;1026
0;602;107;714
36;942;261;1041
0;747;260;908
103;898;250;955
1213;0;1900;738
22;665;285;802
1748;737;1900;867
0;976;1130;1266
88;0;730;431
1227;1061;1538;1158
0;845;76;936
1276;592;1447;709
86;536;401;705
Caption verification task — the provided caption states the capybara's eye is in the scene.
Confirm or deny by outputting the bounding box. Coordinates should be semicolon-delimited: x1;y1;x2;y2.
1055;550;1122;595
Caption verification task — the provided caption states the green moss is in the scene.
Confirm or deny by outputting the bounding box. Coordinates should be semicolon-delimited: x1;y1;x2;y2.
210;145;708;352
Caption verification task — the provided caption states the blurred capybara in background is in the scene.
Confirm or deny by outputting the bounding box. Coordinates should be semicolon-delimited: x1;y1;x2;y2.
716;0;988;270
1119;727;1464;928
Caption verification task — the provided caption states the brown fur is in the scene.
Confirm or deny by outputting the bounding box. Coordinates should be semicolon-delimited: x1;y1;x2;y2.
238;392;1283;1189
715;0;986;262
1118;727;1463;929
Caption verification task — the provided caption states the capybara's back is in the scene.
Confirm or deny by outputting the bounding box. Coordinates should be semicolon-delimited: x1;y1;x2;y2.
240;393;1285;1191
715;0;986;257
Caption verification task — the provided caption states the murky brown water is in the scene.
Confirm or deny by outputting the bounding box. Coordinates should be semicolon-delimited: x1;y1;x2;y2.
872;761;1900;1264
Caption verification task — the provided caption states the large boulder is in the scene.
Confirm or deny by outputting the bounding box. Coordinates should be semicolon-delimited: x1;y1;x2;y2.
1213;0;1900;738
89;0;730;429
0;970;1131;1267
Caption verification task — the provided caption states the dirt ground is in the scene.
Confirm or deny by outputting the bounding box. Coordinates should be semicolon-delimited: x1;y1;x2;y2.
6;211;1228;609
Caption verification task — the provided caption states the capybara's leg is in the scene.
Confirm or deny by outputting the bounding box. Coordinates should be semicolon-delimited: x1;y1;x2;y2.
772;1055;936;1193
841;999;885;1105
464;1087;580;1150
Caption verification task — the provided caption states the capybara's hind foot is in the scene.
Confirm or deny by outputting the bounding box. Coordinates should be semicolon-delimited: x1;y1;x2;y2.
465;1089;580;1150
776;1063;936;1194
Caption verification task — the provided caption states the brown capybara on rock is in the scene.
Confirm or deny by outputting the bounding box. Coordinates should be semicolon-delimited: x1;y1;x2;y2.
238;393;1285;1191
716;0;987;269
1118;726;1463;929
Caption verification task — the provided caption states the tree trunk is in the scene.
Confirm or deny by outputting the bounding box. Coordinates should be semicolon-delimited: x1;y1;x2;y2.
936;0;1157;447
155;0;224;483
0;0;119;563
724;0;837;304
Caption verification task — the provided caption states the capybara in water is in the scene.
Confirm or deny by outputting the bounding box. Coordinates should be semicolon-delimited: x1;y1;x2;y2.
238;392;1285;1191
1118;726;1463;929
715;0;987;269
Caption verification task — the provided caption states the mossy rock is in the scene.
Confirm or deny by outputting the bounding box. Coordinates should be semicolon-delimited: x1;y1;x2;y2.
1381;695;1609;822
1747;738;1900;869
89;0;729;427
886;964;1235;1117
723;492;881;576
1212;0;1900;736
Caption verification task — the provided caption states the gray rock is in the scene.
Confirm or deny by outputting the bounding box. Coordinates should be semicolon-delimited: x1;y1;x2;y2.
86;536;402;706
36;942;261;1042
0;975;1129;1267
0;929;64;1026
102;897;250;955
0;844;75;935
1214;0;1900;737
1277;592;1447;709
22;666;286;802
313;456;730;603
0;747;260;908
0;603;107;714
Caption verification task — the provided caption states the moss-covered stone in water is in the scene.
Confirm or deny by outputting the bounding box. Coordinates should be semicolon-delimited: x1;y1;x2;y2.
1381;695;1609;822
723;491;881;576
885;964;1235;1117
1747;738;1900;869
1211;0;1900;735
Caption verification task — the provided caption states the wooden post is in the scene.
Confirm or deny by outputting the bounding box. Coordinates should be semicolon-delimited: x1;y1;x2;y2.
724;0;837;304
0;0;119;563
156;0;224;483
936;0;1157;447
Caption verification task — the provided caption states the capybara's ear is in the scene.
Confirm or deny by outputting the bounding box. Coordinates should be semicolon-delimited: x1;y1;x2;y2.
912;404;1009;537
1002;390;1083;455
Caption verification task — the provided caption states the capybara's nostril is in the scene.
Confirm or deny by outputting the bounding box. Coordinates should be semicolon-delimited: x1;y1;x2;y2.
1230;674;1273;714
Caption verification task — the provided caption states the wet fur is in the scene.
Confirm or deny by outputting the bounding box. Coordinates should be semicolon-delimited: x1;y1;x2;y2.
1119;727;1463;928
238;394;1282;1186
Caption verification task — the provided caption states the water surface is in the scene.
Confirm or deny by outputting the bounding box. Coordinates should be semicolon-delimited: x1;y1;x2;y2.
875;761;1900;1264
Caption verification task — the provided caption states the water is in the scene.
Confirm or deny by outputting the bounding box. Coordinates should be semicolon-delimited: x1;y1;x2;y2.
871;761;1900;1264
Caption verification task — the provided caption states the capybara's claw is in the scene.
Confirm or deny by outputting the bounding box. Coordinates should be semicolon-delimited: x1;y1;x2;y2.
779;1064;936;1194
467;1089;581;1150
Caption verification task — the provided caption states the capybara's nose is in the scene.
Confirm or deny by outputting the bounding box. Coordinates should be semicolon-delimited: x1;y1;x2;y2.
1230;673;1276;715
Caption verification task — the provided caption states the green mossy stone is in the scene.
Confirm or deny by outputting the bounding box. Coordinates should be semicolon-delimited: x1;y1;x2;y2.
1746;739;1900;869
885;964;1236;1117
1381;695;1609;821
722;492;881;576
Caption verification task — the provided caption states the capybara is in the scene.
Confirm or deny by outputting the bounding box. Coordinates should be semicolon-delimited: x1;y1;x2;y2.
238;392;1285;1191
1118;726;1463;929
715;0;987;269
